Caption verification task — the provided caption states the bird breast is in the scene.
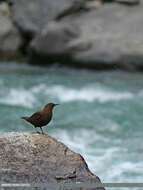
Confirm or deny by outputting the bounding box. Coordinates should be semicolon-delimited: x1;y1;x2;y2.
41;111;52;124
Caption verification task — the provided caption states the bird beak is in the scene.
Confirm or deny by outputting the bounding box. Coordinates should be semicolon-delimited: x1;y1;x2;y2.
55;104;59;106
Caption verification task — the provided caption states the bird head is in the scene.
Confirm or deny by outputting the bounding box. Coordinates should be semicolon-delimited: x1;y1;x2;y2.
44;103;59;111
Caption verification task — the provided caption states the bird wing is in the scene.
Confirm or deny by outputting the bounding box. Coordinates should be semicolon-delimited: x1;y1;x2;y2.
29;112;42;124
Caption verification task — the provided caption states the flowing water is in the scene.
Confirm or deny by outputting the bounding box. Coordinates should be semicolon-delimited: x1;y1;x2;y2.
0;62;143;188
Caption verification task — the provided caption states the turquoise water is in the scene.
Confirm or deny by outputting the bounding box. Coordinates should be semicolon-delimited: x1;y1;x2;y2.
0;62;143;186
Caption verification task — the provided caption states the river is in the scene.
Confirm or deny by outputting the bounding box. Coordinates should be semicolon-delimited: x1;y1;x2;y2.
0;62;143;187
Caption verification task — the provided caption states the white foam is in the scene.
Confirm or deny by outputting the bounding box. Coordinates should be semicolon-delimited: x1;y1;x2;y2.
106;162;143;182
45;85;133;103
1;84;133;108
99;120;120;132
1;82;141;108
0;88;36;108
31;84;47;94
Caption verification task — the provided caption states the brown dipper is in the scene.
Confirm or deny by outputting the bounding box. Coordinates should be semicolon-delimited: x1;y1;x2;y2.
21;103;59;134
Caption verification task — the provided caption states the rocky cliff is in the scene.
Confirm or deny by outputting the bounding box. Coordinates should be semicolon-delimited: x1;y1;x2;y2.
0;132;105;190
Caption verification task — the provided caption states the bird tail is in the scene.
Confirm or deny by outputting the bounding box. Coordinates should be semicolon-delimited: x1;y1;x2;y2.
21;117;29;121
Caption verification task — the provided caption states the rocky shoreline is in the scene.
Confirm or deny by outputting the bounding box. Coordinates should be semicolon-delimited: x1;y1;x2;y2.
0;132;105;190
0;0;143;71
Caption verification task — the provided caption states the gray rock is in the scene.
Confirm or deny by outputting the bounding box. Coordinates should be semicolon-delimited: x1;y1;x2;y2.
0;132;105;190
30;21;80;55
0;2;22;60
30;3;143;71
9;0;75;35
70;3;143;70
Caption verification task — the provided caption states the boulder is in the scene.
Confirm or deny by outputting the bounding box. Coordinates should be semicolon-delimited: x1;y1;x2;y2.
29;21;80;63
0;132;105;190
30;2;143;71
0;2;22;60
9;0;76;36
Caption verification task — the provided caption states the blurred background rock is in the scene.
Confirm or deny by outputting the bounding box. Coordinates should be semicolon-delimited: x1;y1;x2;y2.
1;0;143;71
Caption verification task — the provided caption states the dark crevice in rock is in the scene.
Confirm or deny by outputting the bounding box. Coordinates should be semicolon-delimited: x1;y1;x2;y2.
55;1;89;21
19;33;33;56
64;147;68;156
55;170;76;180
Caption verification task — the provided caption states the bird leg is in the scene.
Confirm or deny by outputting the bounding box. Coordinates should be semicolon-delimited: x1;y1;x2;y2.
40;127;44;134
35;126;40;134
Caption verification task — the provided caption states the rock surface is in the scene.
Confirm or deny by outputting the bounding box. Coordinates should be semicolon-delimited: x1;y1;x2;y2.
1;0;143;71
0;132;105;190
9;0;75;35
0;2;22;60
30;2;143;71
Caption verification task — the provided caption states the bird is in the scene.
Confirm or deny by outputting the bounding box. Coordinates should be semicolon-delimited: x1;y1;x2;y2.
21;103;59;134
